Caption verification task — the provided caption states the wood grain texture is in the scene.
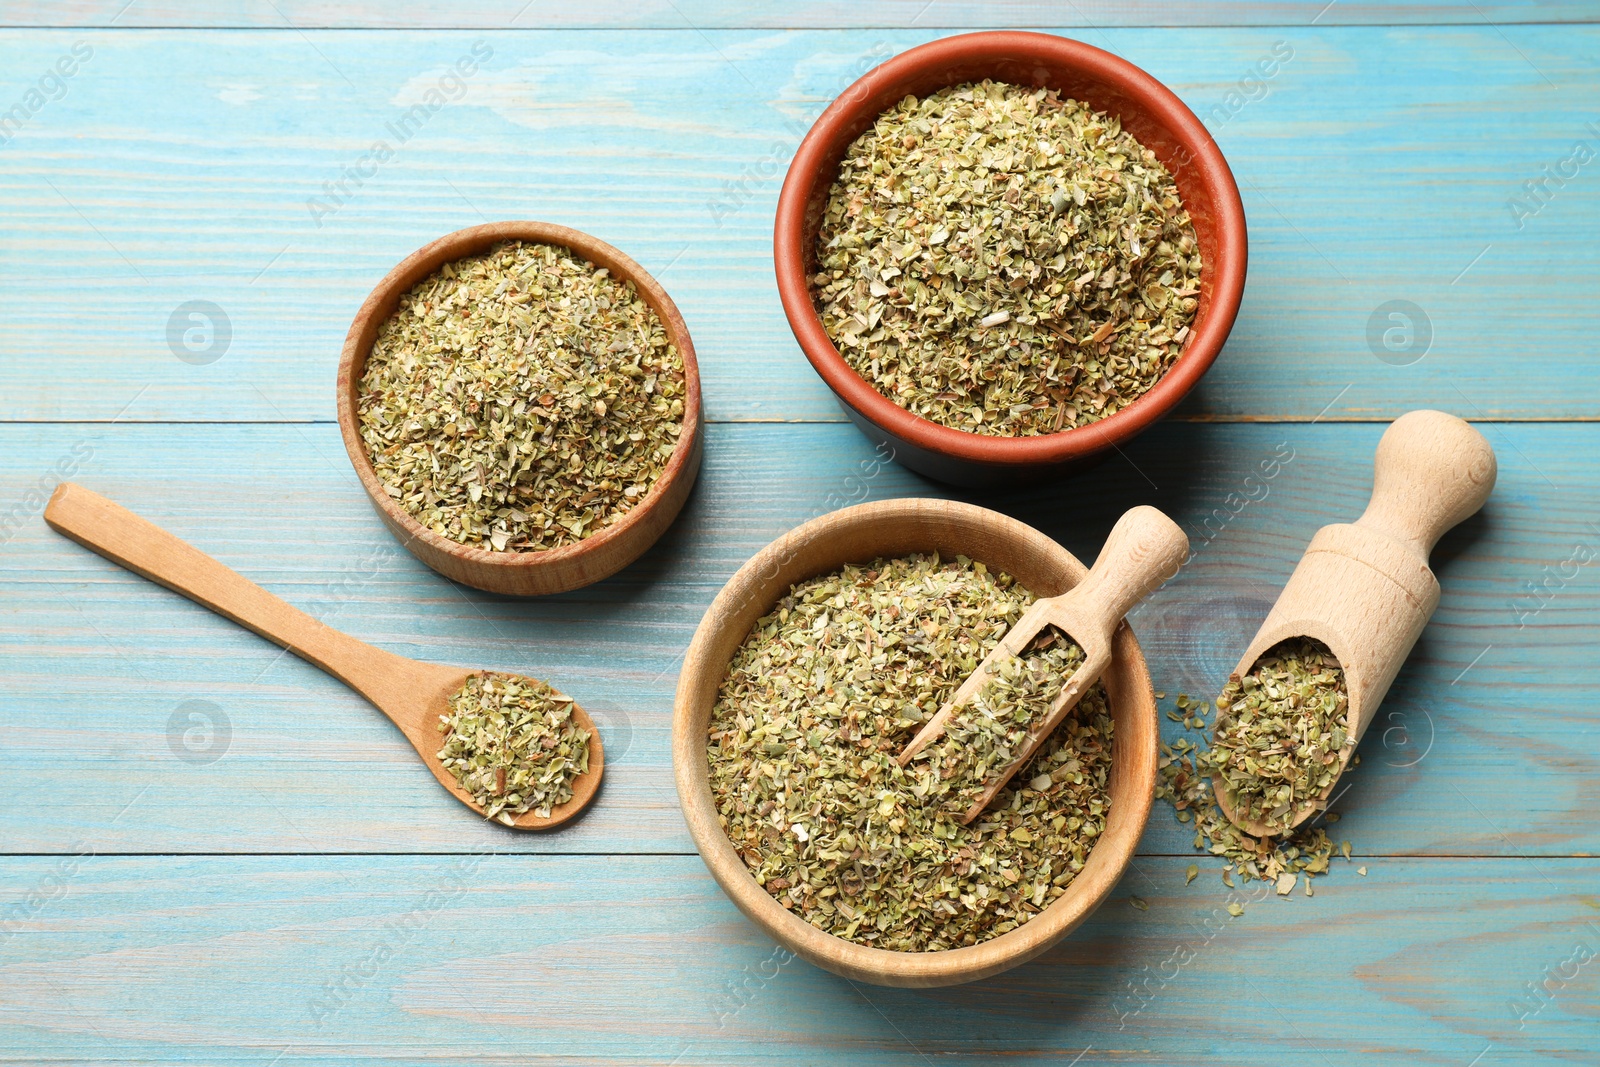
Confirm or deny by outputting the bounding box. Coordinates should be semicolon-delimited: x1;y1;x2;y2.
2;7;1597;1060
2;1;1596;28
1;420;1595;857
0;854;1595;1064
0;27;1595;423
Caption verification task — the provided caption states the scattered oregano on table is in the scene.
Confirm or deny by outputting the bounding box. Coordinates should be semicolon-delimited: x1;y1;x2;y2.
1156;676;1357;907
707;554;1113;952
438;672;591;824
358;240;685;552
813;80;1201;437
1207;637;1350;833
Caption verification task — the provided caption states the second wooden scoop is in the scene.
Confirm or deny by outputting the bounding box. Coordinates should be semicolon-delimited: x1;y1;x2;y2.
898;505;1189;821
1213;410;1497;837
43;483;603;830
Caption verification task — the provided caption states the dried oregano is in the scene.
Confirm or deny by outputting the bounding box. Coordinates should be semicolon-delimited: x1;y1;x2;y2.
358;240;685;552
813;80;1201;437
438;672;590;824
1156;684;1356;906
707;554;1113;952
1207;637;1350;833
908;627;1087;819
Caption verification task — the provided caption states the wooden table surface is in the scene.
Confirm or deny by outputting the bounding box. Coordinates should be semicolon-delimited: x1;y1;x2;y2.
2;3;1597;1063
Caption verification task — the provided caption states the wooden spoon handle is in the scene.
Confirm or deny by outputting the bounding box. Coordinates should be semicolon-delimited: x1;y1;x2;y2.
44;483;417;702
1356;409;1497;557
1059;505;1189;641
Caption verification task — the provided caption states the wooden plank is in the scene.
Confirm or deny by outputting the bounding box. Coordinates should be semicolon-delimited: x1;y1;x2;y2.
1;420;1595;857
0;853;1595;1063
0;27;1595;423
4;1;1597;29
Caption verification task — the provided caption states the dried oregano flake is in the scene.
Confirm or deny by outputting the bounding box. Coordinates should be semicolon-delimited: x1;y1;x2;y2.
707;553;1113;952
1207;637;1350;833
813;80;1201;437
358;240;685;552
438;672;591;824
1156;680;1356;908
908;627;1087;818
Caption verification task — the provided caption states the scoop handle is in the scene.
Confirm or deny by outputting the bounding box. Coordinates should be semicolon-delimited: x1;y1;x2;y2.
1067;505;1190;638
1355;410;1497;557
43;483;416;703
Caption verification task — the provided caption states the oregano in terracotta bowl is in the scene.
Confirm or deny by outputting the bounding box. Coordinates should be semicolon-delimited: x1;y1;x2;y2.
774;32;1246;486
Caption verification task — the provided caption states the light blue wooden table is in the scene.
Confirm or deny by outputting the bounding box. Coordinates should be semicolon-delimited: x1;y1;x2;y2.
2;3;1597;1063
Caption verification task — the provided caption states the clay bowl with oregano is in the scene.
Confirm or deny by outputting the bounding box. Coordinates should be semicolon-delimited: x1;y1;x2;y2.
774;31;1247;486
672;498;1158;986
337;221;702;596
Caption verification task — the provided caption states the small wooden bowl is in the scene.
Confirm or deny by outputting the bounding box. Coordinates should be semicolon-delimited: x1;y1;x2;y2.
774;32;1247;487
336;221;703;596
672;498;1158;987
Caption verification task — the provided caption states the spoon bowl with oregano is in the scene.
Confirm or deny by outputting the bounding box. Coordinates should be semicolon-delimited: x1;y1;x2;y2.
44;483;603;830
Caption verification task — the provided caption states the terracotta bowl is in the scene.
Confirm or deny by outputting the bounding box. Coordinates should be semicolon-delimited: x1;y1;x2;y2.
774;32;1247;487
337;221;703;596
672;498;1157;986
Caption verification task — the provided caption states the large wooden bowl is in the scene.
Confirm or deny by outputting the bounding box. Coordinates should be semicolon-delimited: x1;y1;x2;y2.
336;221;703;596
774;32;1247;486
672;498;1158;986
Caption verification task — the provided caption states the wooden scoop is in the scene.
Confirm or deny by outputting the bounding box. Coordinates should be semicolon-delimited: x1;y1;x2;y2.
1213;410;1496;837
43;483;603;829
898;505;1189;822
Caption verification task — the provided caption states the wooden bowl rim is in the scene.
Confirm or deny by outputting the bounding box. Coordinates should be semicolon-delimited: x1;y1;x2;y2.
335;220;703;576
773;30;1247;468
672;497;1157;986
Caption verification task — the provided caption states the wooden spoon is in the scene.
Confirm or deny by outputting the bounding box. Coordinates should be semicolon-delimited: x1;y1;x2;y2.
1213;410;1496;838
43;482;603;829
898;505;1189;822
